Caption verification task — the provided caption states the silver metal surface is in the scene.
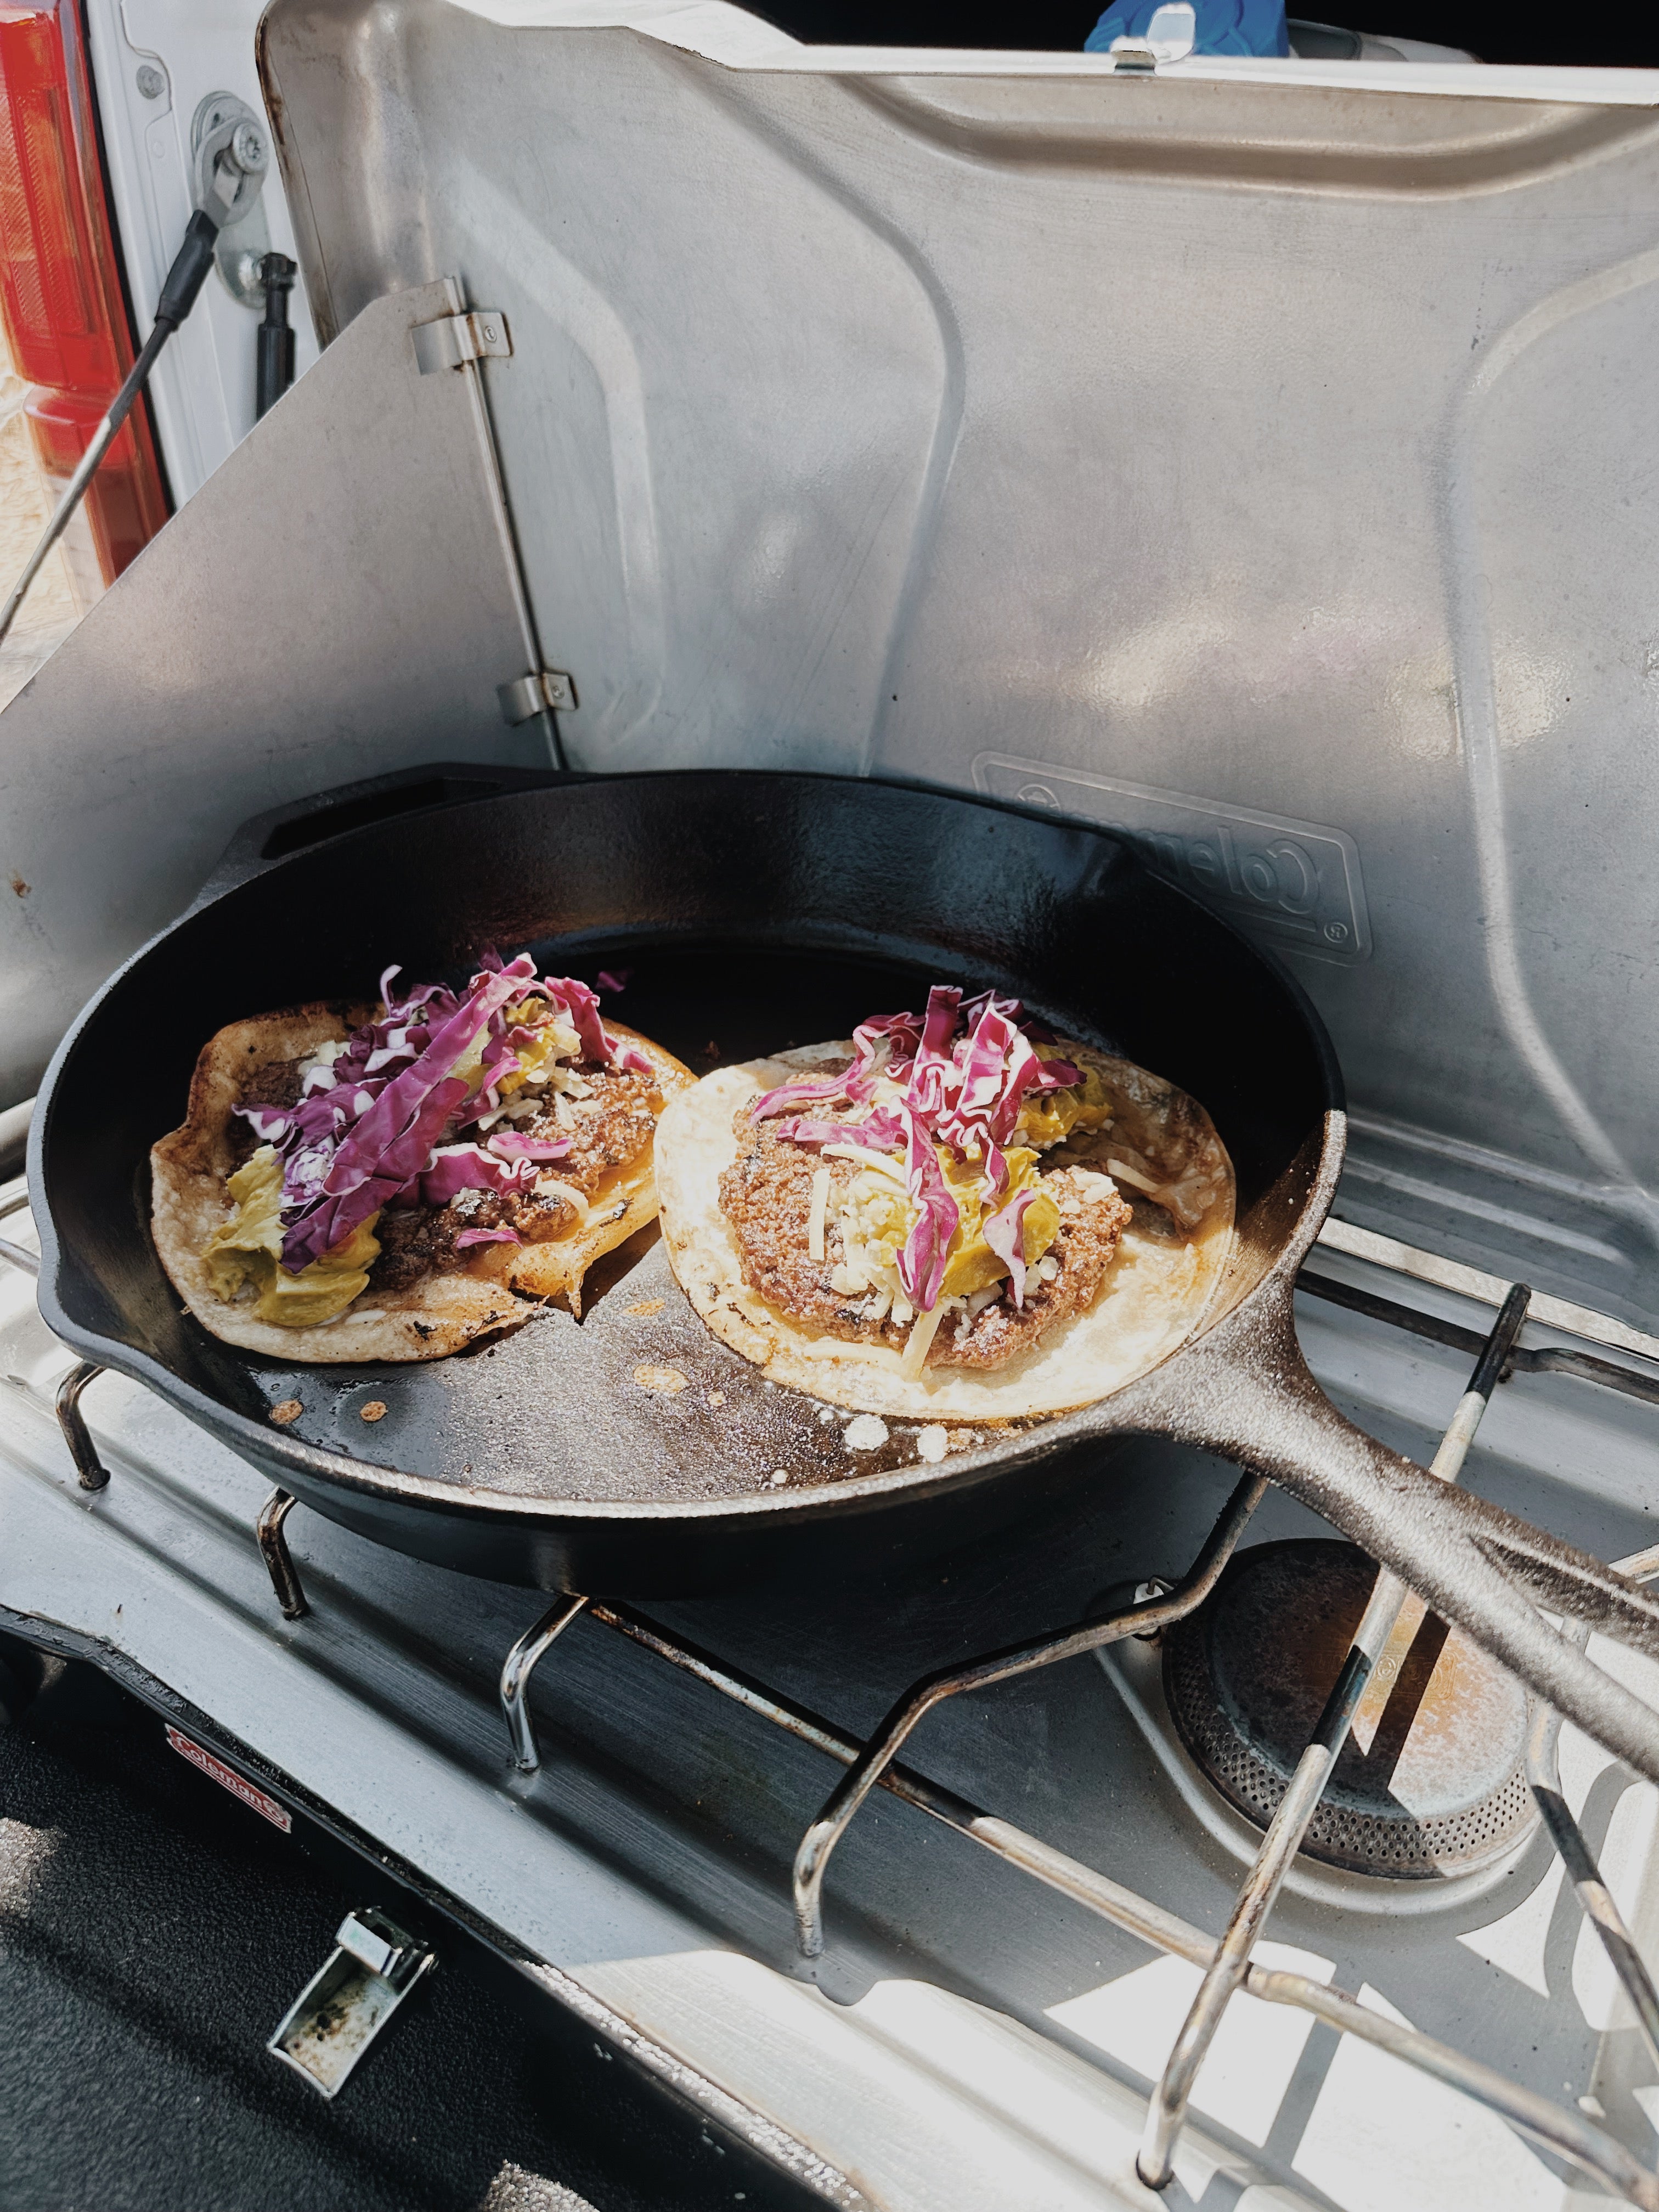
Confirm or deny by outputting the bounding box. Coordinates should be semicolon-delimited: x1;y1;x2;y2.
0;277;557;1103
1138;1286;1530;2187
1319;1218;1659;1367
565;1598;1659;2210
789;1474;1268;1962
267;1907;436;2097
248;0;1659;1331
1526;1545;1659;2091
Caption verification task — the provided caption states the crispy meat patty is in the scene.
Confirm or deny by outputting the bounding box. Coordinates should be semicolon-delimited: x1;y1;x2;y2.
718;1111;1131;1370
517;1066;661;1196
229;1056;661;1296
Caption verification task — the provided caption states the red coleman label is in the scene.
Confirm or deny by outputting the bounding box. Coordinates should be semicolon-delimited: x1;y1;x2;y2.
166;1725;292;1832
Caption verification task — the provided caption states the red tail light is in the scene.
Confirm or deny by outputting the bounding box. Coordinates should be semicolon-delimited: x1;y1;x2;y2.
0;1;169;600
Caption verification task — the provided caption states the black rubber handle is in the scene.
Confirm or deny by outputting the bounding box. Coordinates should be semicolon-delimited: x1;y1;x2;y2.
191;761;567;908
155;208;221;330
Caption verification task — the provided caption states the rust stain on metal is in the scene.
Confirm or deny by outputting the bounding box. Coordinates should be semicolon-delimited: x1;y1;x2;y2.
1165;1539;1537;1878
269;1398;303;1425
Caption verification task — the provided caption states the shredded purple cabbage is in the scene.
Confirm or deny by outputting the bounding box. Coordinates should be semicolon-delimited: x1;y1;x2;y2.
418;1142;538;1208
485;1130;572;1164
756;983;1084;1313
983;1187;1041;1309
897;1110;959;1312
232;951;637;1273
455;1226;523;1250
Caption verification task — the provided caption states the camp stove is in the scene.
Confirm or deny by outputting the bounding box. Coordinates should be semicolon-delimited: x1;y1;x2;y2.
7;2;1659;2204
4;1165;1659;2211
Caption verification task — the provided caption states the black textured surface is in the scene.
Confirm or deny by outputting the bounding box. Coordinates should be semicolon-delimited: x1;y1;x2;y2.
745;0;1658;69
0;1651;820;2212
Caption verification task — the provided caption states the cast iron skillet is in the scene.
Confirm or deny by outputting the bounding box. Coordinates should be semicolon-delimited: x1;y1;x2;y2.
29;766;1659;1781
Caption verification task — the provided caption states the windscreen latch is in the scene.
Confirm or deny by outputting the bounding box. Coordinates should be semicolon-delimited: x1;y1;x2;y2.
499;668;578;723
413;309;513;374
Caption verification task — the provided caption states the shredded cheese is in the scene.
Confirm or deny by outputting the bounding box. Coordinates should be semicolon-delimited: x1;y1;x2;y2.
1105;1157;1160;1196
822;1143;906;1180
900;1298;950;1380
808;1166;831;1262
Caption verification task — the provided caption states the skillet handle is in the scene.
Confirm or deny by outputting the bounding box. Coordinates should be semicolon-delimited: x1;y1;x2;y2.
188;760;568;907
1132;1275;1659;1787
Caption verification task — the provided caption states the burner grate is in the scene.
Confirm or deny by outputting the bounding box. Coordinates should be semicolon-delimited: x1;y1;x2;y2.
8;1192;1659;2210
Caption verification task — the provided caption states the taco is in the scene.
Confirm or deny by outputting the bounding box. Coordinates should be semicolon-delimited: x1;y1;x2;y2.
152;952;692;1362
654;986;1233;1419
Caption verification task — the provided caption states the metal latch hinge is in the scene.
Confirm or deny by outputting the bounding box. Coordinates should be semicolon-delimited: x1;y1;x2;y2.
499;667;577;723
268;1908;436;2098
413;309;512;375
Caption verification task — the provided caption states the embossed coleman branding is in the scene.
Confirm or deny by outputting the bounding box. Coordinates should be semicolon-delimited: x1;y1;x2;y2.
166;1724;292;1831
972;757;1372;965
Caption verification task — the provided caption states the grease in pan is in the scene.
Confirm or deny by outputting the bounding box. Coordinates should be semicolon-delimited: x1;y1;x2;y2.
656;984;1234;1419
151;951;692;1363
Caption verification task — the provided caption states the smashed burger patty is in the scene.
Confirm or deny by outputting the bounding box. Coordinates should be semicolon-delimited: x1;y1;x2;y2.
720;1110;1130;1368
230;1056;662;1296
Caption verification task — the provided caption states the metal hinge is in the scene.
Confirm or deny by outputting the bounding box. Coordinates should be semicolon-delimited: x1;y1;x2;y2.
499;667;577;723
412;308;512;375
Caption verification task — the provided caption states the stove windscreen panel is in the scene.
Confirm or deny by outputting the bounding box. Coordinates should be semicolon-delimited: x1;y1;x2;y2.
259;0;1659;1327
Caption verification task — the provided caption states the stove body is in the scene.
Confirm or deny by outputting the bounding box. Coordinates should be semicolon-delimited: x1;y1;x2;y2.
3;5;1659;2205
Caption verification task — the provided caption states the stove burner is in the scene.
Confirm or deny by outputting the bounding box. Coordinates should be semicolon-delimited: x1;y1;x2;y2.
1163;1539;1539;1880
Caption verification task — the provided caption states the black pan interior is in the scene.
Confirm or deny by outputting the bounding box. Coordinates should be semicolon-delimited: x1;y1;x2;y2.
37;772;1338;1511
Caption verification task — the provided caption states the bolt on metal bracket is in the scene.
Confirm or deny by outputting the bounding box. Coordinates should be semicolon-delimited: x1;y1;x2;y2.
268;1907;436;2097
191;92;273;308
413;309;511;375
498;667;577;723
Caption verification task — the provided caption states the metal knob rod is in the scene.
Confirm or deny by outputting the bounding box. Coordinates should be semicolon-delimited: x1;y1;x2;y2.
54;1361;111;1492
499;1595;590;1770
256;253;297;419
1526;1546;1659;2085
256;1488;309;1621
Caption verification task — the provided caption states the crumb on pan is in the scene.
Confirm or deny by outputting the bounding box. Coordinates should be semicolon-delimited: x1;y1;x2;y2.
634;1364;687;1393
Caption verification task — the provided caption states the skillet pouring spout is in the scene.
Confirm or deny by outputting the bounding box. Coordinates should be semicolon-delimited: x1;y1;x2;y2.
1134;1275;1659;1788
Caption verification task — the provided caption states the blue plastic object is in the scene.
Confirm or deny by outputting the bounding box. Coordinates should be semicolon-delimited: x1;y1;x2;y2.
1084;0;1289;57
